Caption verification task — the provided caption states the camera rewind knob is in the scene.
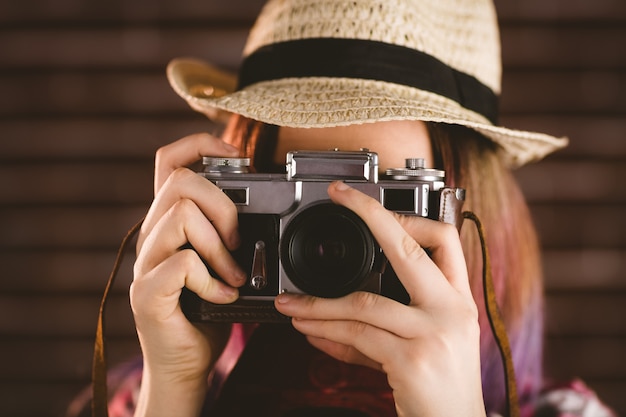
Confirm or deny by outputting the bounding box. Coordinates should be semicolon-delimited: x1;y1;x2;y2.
203;156;250;174
384;158;444;181
405;158;425;169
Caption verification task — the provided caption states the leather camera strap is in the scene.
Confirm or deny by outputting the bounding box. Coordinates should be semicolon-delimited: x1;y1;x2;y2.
463;211;520;417
91;218;144;417
91;212;519;417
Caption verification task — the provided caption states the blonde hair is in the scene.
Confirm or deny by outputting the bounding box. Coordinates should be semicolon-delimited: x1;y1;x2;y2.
428;123;544;412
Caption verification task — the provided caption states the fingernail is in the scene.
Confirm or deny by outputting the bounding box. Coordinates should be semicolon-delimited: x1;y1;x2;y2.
221;285;238;298
234;268;247;285
333;181;351;191
276;292;293;304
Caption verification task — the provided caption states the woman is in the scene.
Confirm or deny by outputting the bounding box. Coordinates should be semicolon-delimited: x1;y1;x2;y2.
83;0;616;416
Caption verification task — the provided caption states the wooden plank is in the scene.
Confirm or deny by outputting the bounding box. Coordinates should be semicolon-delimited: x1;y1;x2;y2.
0;332;623;415
495;0;626;22
0;202;623;251
0;162;153;205
18;160;626;203
500;115;626;158
2;290;622;339
1;337;140;380
2;203;622;249
2;245;625;292
544;336;626;379
501;26;626;69
1;337;623;415
0;374;623;417
0;302;622;371
1;115;623;160
529;204;626;248
0;72;186;117
0;206;147;248
1;70;624;117
0;382;86;417
0;28;247;70
501;71;626;114
0;363;623;417
1;0;625;23
6;247;624;293
0;294;136;337
0;250;134;293
1;26;624;70
0;339;139;416
0;203;622;251
0;0;266;24
543;249;626;290
514;160;626;203
544;293;626;336
2;158;623;205
0;117;214;160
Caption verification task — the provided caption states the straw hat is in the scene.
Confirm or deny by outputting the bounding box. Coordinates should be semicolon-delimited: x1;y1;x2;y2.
167;0;568;167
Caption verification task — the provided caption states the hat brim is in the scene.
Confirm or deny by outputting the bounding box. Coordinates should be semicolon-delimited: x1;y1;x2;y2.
167;58;568;168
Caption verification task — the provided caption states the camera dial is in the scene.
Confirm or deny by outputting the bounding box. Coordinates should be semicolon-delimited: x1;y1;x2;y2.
385;158;445;183
203;156;250;175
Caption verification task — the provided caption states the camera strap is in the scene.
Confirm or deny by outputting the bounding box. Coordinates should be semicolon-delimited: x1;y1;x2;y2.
90;212;520;417
91;217;144;417
463;211;520;417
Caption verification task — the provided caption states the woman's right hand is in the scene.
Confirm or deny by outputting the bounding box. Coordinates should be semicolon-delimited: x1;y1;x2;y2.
130;133;246;417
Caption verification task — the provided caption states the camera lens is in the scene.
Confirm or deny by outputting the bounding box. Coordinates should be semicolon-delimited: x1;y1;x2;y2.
281;203;376;298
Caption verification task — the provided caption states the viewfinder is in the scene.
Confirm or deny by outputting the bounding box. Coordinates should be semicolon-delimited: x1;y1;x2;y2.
382;188;415;212
222;188;249;205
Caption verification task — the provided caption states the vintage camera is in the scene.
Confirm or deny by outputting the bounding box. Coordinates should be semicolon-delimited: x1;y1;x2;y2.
180;150;465;322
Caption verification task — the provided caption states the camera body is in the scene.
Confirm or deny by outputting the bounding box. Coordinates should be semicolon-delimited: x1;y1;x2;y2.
180;150;465;322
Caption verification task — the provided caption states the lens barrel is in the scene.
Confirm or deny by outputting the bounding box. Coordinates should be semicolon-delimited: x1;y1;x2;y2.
280;203;376;298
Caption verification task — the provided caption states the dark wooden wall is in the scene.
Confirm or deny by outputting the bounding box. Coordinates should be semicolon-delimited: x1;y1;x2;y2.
1;1;624;416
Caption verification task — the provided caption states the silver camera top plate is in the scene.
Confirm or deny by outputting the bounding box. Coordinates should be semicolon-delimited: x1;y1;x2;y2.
286;150;378;182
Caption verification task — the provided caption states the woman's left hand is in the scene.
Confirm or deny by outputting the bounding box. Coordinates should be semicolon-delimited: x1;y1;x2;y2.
274;181;486;417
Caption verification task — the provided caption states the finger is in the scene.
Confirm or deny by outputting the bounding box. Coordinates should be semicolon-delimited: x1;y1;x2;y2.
131;249;239;323
305;335;382;371
291;316;397;367
138;167;240;253
394;214;471;295
327;182;456;304
276;292;425;339
135;198;246;288
154;132;239;195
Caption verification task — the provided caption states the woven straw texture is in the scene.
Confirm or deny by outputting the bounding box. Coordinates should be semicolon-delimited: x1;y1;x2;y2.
245;0;501;93
167;0;568;167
